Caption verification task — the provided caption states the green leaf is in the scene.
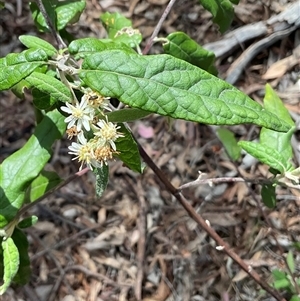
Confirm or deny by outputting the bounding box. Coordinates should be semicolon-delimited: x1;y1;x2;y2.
107;108;151;123
19;35;57;57
238;141;286;173
286;250;295;274
163;32;217;74
260;84;295;169
68;38;135;59
115;124;143;173
95;165;109;197
216;128;241;161
26;72;72;103
272;269;286;280
290;295;300;301
30;0;57;33
11;79;31;100
55;0;86;30
0;49;47;91
10;229;30;285
0;238;19;295
199;0;236;33
17;216;38;229
100;12;132;39
27;170;62;202
30;0;85;32
261;184;276;208
79;50;291;132
273;278;290;290
32;88;57;110
0;110;65;228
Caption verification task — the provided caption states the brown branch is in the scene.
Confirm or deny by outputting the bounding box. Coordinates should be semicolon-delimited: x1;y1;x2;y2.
138;143;286;301
142;0;177;55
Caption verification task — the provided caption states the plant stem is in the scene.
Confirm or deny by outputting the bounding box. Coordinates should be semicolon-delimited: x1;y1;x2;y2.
35;0;66;49
142;0;177;55
137;143;286;301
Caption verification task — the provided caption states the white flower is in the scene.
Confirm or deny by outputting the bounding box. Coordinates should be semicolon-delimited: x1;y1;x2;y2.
61;98;94;131
68;134;95;170
82;89;111;112
93;117;124;151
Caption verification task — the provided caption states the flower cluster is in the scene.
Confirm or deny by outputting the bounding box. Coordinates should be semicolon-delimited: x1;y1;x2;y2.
61;89;124;170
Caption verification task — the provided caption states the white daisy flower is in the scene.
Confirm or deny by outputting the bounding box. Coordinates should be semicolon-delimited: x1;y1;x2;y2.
61;98;94;131
93;117;124;151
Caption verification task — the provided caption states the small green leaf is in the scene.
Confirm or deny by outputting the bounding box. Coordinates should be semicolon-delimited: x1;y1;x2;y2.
68;38;135;59
216;128;241;161
0;238;20;295
55;0;86;30
27;170;62;202
79;50;291;132
199;0;236;33
0;49;47;91
30;0;85;32
273;278;290;290
10;229;30;285
100;12;132;39
272;269;286;280
238;141;286;173
115;124;142;173
32;88;56;110
19;35;57;57
30;0;57;33
0;110;65;228
95;165;109;197
290;295;300;301
107;108;151;123
18;216;39;229
163;32;217;74
286;250;295;274
260;84;295;168
261;184;276;208
11;79;31;99
26;72;72;103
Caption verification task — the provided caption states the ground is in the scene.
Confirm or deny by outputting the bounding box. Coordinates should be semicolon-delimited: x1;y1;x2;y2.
0;0;300;301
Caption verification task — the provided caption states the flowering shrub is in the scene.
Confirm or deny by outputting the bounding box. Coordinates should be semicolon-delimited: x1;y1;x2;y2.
0;0;298;299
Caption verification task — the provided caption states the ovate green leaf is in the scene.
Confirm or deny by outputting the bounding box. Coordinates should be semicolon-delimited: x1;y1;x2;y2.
79;50;291;132
100;12;132;39
68;38;135;59
10;229;30;285
163;32;217;74
95;165;109;197
238;141;286;173
27;170;62;202
260;84;295;169
26;72;72;103
0;238;19;295
0;49;47;90
286;250;295;274
115;124;143;173
261;184;276;208
18;216;39;229
107;108;151;123
19;35;57;57
0;110;65;228
216;128;241;161
199;0;237;33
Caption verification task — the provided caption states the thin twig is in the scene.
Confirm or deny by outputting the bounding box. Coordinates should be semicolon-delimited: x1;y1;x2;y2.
17;168;89;219
178;176;272;190
142;0;177;55
133;180;147;301
137;142;286;301
35;0;66;49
